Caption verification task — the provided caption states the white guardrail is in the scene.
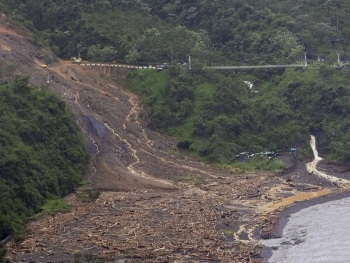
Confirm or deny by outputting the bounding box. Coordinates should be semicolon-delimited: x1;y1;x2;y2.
80;63;156;69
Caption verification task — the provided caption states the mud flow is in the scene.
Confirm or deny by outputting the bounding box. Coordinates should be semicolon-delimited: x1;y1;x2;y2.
1;18;350;263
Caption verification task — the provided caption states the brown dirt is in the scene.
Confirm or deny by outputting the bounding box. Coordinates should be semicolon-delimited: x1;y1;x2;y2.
1;15;349;263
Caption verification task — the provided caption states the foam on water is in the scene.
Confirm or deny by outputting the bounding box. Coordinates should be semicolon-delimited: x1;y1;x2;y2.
261;196;350;263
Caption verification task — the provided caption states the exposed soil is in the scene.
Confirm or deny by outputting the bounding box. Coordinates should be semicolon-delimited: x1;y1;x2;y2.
1;15;350;263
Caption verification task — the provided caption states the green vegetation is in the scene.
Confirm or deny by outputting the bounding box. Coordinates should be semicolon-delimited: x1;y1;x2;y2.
127;65;350;164
3;0;350;64
77;190;101;202
0;76;88;242
145;0;350;63
229;158;285;173
41;199;70;214
0;248;9;263
1;0;349;165
1;0;212;64
127;67;305;163
274;67;350;162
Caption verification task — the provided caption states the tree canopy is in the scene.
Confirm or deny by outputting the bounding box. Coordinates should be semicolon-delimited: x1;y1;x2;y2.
2;0;350;164
5;0;350;64
127;65;350;164
0;76;88;241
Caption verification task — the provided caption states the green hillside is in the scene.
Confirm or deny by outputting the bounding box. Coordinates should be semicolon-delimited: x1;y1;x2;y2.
3;0;350;64
0;0;212;64
1;0;350;164
127;65;350;163
0;77;88;245
145;0;350;63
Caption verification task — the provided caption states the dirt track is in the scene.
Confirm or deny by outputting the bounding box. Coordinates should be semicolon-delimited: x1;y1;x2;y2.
1;15;350;263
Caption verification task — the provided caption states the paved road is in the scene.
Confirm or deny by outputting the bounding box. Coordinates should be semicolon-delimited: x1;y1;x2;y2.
204;64;305;70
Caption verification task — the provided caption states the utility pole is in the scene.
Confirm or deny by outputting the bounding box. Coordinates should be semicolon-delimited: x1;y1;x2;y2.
189;55;192;70
170;44;173;65
336;15;339;30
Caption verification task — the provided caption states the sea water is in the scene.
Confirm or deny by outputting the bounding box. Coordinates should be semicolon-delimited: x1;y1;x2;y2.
261;196;350;263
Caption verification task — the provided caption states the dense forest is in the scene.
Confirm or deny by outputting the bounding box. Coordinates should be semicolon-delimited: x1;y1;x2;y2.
1;1;349;159
127;65;350;163
0;0;213;64
145;0;350;63
0;77;88;255
2;0;350;64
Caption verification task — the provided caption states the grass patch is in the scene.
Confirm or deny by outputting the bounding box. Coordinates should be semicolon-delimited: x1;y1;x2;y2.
228;157;285;173
41;199;70;214
77;190;101;202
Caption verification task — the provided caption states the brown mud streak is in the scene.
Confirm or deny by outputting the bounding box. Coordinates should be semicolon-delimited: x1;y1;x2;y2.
2;19;349;262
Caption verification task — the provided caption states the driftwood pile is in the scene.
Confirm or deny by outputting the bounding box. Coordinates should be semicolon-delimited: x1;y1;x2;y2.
7;175;274;263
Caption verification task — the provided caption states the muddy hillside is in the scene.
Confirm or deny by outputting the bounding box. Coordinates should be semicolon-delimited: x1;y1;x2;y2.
1;15;350;263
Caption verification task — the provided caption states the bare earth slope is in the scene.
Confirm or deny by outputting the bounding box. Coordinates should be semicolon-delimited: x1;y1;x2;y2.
2;15;350;263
